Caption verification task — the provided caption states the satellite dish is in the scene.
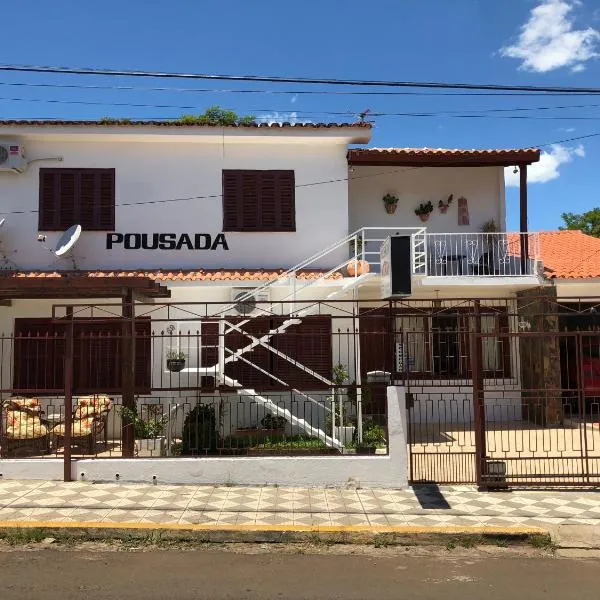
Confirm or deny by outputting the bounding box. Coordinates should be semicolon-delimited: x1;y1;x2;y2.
55;224;81;257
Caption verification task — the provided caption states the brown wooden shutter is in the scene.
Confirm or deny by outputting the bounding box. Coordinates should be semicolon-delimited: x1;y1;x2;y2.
13;318;149;395
272;316;332;390
224;317;273;389
222;170;240;230
359;308;394;376
39;168;115;231
13;319;65;394
39;170;58;230
98;170;116;230
277;170;296;230
222;170;295;232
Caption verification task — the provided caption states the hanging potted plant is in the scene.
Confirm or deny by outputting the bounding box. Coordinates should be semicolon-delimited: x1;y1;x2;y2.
438;194;453;214
166;349;186;372
382;193;399;215
414;201;434;222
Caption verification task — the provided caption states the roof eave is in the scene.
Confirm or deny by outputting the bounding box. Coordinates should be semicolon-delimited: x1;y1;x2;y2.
347;149;541;167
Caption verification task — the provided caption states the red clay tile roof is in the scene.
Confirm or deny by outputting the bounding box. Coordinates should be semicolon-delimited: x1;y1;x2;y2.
0;120;370;130
537;230;600;280
4;269;343;282
348;147;540;166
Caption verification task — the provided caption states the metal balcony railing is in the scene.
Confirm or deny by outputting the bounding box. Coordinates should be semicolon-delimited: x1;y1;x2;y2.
422;232;541;277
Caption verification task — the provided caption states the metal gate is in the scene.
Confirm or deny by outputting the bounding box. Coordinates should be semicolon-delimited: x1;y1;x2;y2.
474;330;600;488
407;329;600;488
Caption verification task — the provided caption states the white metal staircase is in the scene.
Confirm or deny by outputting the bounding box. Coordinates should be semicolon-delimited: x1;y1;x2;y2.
198;227;424;448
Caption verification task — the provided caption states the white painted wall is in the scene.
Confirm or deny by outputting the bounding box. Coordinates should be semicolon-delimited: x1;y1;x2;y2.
349;165;505;233
0;386;409;488
408;382;523;424
0;134;352;271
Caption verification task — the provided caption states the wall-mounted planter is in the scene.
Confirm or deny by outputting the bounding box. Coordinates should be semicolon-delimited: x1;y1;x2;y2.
418;213;430;223
382;193;399;215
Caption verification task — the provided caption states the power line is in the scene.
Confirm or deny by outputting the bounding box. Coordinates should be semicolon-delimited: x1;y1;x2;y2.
4;95;600;116
3;64;600;94
3;80;600;98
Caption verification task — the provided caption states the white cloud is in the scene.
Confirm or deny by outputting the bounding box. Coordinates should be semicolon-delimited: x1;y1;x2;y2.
504;143;584;186
500;0;600;72
256;111;309;125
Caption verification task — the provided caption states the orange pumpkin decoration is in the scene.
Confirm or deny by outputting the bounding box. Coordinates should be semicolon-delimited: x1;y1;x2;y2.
347;259;370;277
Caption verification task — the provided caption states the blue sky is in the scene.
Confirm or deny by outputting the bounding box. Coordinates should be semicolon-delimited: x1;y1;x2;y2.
2;0;600;231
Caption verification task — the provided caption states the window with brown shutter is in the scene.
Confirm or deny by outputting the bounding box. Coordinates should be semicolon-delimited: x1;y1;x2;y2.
223;316;331;391
13;318;150;395
222;170;296;232
38;168;115;231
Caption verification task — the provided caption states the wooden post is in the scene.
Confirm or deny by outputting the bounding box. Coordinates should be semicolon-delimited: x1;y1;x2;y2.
121;289;136;458
63;306;74;482
519;165;529;274
471;300;486;489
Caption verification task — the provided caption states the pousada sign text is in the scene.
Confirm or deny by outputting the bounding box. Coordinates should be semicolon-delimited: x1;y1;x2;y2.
106;233;229;251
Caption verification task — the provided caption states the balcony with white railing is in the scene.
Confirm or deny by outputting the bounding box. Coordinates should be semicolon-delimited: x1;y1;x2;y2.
418;232;541;279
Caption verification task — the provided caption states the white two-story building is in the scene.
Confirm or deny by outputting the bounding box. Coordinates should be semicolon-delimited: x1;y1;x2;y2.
0;120;552;468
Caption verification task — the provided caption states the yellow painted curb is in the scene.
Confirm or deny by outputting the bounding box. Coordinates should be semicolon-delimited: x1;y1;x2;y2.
0;520;547;536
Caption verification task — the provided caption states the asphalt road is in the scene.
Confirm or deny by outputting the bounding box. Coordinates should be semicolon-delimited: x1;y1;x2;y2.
0;549;598;600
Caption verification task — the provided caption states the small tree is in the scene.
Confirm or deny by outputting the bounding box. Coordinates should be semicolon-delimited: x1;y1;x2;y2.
560;209;600;238
177;106;255;126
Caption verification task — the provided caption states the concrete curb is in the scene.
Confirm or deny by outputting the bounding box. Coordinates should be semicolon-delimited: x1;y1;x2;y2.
0;520;551;547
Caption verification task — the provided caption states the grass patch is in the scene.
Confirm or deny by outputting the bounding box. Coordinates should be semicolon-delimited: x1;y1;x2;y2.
223;434;327;450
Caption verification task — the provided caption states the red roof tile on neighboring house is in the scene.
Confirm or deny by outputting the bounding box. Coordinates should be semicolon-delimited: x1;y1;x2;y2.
537;230;600;280
3;269;344;282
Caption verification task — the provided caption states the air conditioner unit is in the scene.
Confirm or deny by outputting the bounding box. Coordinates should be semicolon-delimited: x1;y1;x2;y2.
230;288;270;316
0;138;26;173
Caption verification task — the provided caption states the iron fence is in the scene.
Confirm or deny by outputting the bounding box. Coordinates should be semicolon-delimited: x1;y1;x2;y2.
1;296;600;489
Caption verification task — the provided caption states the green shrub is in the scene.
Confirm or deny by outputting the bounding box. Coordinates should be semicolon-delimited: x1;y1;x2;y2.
182;404;219;455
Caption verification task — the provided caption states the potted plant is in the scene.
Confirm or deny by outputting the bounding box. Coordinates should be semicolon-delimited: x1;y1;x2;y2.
481;219;498;233
438;194;453;214
347;237;370;276
354;419;387;455
166;349;186;372
181;403;220;455
120;404;168;457
382;193;399;215
326;364;356;447
414;201;434;222
260;413;288;435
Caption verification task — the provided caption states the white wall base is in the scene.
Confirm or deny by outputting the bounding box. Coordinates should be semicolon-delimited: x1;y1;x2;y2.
1;387;409;489
0;459;64;480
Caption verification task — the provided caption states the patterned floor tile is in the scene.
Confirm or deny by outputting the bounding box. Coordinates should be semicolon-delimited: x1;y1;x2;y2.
150;497;192;510
385;514;409;525
68;509;112;522
178;511;218;525
366;514;390;526
217;512;242;525
139;510;184;525
102;509;146;523
235;512;259;525
253;512;290;525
